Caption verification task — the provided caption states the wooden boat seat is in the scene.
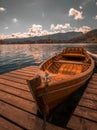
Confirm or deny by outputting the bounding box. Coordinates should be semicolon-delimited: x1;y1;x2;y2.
54;60;83;65
62;53;85;58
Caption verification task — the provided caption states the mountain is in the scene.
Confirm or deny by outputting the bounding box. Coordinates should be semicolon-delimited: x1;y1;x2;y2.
1;29;97;44
3;31;82;43
67;29;97;43
39;32;83;40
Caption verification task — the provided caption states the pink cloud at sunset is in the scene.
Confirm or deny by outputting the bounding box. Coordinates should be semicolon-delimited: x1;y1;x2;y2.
69;8;84;20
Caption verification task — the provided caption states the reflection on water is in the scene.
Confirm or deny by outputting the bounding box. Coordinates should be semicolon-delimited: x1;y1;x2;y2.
0;43;97;74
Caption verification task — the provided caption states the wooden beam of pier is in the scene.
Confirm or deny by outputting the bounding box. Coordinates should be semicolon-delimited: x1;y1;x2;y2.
0;66;67;130
67;73;97;130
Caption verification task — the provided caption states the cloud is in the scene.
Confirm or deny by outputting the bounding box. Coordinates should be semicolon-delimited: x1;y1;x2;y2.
79;6;83;9
75;26;91;33
82;0;92;6
69;8;84;20
4;27;8;30
50;24;71;32
93;15;97;20
94;15;97;19
0;7;6;12
0;24;91;40
12;18;18;23
28;24;43;36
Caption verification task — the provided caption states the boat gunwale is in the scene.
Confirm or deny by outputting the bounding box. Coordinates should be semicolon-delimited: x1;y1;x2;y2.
39;54;94;88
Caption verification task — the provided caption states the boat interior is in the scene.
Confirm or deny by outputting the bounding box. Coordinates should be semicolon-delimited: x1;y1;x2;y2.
41;47;91;76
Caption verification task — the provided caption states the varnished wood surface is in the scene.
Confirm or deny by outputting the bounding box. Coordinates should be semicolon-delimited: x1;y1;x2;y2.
67;73;97;130
0;66;67;130
1;65;97;130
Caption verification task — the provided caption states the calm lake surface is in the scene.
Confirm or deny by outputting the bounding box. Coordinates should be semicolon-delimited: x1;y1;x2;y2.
0;43;97;74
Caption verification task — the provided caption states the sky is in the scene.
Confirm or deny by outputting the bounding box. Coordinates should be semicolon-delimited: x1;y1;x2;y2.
0;0;97;39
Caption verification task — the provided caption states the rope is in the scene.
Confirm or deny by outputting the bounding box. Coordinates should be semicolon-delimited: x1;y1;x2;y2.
42;72;50;130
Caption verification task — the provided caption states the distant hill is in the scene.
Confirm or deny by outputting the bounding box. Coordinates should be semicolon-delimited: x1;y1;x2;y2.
40;32;83;40
3;31;82;43
1;29;97;44
67;29;97;43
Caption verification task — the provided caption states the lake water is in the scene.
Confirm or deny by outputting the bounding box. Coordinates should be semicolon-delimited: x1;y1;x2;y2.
0;43;97;74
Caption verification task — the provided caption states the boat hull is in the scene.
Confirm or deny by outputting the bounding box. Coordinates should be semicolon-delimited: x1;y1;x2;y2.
27;47;95;116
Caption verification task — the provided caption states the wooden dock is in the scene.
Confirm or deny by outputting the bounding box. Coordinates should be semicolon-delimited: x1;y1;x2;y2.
1;65;97;130
67;73;97;130
0;66;67;130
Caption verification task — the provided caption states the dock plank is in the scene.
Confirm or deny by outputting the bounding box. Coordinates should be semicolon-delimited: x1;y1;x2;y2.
87;83;97;89
0;84;34;101
74;105;97;122
0;78;29;91
83;92;97;101
79;98;97;110
0;66;67;130
1;66;97;130
16;69;40;74
0;117;22;130
89;80;97;85
86;87;97;95
4;72;32;80
67;73;97;130
67;115;97;130
0;91;37;114
10;71;35;77
0;74;27;84
0;101;66;130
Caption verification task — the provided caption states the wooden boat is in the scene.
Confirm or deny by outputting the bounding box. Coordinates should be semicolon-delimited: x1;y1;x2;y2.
87;50;97;66
27;47;95;116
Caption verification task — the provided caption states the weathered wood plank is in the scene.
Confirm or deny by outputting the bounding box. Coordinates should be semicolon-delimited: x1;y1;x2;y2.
20;66;39;71
0;74;27;84
4;72;32;80
0;91;37;114
11;71;36;77
92;73;97;77
79;98;97;110
86;88;97;95
83;92;97;101
67;115;97;130
16;68;40;74
74;106;97;122
0;84;34;101
89;80;97;85
11;71;36;78
91;76;97;81
0;117;22;130
0;78;28;91
87;83;97;89
0;101;66;130
67;73;97;129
